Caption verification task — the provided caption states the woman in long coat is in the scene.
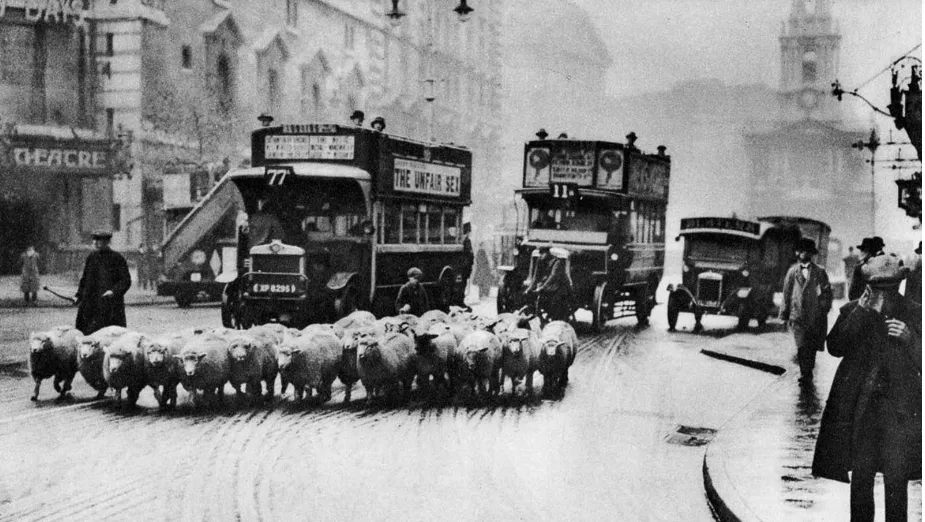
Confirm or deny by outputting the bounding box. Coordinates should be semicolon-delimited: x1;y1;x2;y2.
19;245;40;305
812;256;921;521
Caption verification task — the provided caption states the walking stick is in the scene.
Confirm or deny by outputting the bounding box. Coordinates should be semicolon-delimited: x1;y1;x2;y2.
42;286;77;305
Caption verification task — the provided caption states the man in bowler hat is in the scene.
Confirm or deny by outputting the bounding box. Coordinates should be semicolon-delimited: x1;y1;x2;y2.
779;238;832;384
812;255;921;522
75;230;131;334
849;236;885;300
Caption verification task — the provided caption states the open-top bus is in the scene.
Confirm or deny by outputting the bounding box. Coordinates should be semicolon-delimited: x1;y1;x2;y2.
496;133;670;330
220;123;472;328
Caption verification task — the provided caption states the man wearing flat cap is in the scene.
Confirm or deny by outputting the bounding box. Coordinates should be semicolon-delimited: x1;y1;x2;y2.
812;255;921;522
848;236;886;301
395;267;430;316
779;238;832;384
75;230;131;334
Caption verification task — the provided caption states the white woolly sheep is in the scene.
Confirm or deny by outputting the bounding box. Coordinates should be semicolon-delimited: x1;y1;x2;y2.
337;324;384;403
412;324;455;397
175;334;232;407
536;321;578;395
142;333;186;409
357;331;416;403
334;310;377;332
226;332;278;404
103;331;149;407
276;329;341;404
499;327;540;396
27;326;81;401
76;325;129;399
458;330;503;399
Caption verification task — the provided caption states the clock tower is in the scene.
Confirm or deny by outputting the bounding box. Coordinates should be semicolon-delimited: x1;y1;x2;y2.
778;0;841;121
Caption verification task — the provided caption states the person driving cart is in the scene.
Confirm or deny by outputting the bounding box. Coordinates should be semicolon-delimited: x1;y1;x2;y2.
528;247;574;322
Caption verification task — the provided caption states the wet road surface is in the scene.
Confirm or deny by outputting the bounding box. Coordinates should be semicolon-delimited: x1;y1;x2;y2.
0;304;778;521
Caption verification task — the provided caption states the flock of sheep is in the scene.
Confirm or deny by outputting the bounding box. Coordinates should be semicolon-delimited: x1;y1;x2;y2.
26;308;579;409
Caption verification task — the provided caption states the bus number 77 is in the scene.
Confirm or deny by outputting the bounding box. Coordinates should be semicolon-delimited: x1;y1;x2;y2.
265;167;292;186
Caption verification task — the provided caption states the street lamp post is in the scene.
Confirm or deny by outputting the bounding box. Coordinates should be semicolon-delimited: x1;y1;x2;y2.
386;0;474;142
853;128;880;235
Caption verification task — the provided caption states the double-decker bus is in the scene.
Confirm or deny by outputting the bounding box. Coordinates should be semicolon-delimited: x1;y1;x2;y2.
220;123;472;328
496;133;670;330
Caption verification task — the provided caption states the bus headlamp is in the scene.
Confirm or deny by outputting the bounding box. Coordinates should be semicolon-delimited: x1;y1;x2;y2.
610;253;619;261
270;243;281;254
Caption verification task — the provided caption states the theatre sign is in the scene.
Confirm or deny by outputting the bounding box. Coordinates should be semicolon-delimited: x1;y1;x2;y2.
0;0;90;25
0;128;132;176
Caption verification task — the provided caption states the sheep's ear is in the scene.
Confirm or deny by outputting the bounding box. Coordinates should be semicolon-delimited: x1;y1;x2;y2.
173;355;183;360
196;353;207;361
398;322;411;333
290;348;301;353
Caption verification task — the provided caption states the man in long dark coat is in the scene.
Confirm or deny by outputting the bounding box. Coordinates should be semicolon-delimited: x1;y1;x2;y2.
75;230;132;334
779;238;833;384
533;247;574;322
849;236;885;301
812;255;922;522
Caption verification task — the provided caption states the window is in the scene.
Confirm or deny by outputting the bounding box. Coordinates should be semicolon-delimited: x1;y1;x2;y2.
384;204;401;243
216;53;234;114
106;33;114;56
181;45;192;69
444;207;460;243
106;108;115;135
286;0;298;26
401;204;419;243
802;50;817;83
112;204;121;231
267;68;281;115
427;206;442;244
81;178;111;233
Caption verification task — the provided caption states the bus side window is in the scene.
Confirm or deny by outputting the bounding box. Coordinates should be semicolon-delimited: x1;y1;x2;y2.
401;204;418;244
444;207;460;243
385;204;401;244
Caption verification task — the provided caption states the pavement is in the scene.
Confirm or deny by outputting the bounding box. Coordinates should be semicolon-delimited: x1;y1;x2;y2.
701;306;923;522
0;270;172;308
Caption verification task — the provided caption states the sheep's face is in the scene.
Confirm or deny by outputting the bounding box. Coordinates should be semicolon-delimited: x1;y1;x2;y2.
29;333;53;354
228;339;253;363
466;347;490;371
145;344;169;366
541;339;564;357
276;345;300;369
414;333;438;355
108;353;128;373
357;340;380;363
506;332;531;356
179;353;207;376
78;338;102;360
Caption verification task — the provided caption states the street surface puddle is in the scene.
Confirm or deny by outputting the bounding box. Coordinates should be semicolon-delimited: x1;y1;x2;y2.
665;425;717;446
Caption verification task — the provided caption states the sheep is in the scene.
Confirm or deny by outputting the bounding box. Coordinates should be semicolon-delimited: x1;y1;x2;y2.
536;321;578;396
27;326;81;401
357;331;416;403
458;330;503;400
303;323;346;339
417;309;451;332
103;332;149;407
337;324;384;403
412;324;455;398
377;314;418;337
141;333;185;409
76;325;129;399
499;328;540;396
276;329;341;404
334;310;377;332
226;332;278;404
175;334;232;407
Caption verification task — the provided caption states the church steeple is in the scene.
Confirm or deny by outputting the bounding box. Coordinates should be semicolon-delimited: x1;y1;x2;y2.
779;0;841;120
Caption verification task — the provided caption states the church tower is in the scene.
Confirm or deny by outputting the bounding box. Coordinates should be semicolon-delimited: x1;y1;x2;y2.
778;0;841;121
743;0;869;268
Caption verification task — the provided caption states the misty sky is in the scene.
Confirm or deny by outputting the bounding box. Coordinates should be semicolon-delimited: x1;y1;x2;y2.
571;0;922;110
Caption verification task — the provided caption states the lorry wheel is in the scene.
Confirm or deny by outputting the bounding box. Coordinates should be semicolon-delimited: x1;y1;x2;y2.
635;285;650;326
666;292;680;331
592;282;610;332
335;286;358;319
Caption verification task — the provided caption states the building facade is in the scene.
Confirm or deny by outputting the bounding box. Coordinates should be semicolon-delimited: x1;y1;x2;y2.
0;0;131;274
0;0;503;272
743;0;868;253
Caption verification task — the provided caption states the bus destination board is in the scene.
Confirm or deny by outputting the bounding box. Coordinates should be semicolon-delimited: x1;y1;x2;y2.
680;217;760;236
393;158;462;197
264;135;355;160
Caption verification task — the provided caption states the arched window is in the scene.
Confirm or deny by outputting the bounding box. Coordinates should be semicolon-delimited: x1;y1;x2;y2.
267;68;281;115
312;83;321;113
802;50;817;83
216;53;234;114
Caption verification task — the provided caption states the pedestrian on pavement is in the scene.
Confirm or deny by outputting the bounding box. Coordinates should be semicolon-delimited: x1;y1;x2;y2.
843;246;858;295
137;243;149;290
473;245;493;299
849;237;885;301
75;230;131;335
19;245;40;306
395;267;430;316
779;238;833;385
461;222;474;298
903;241;921;304
812;254;921;522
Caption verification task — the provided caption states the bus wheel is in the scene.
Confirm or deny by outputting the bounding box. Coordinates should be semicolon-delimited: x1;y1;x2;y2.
335;286;358;319
592;282;610;332
635;285;650;326
496;276;512;314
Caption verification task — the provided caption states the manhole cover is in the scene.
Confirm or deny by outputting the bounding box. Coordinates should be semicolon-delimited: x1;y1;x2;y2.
665;425;717;446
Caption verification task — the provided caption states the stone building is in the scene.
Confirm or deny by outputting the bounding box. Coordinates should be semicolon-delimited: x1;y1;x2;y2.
0;0;130;273
0;0;503;272
743;0;868;253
